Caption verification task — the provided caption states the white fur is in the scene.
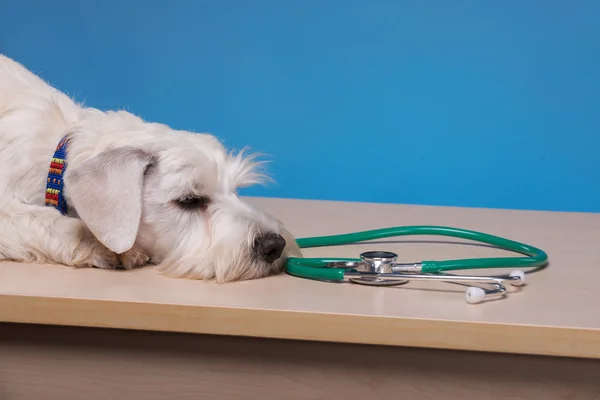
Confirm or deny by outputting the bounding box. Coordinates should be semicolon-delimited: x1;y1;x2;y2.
0;54;301;282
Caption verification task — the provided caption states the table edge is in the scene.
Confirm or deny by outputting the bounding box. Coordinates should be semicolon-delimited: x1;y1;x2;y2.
2;293;598;359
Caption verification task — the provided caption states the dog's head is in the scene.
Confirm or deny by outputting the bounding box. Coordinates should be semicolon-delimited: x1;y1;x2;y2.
63;111;301;282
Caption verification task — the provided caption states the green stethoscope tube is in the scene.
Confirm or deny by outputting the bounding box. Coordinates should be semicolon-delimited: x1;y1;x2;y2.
285;225;548;282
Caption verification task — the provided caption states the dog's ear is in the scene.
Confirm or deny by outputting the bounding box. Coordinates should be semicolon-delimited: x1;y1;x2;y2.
65;147;154;254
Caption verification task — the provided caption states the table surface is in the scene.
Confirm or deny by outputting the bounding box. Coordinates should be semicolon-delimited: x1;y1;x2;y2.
2;197;600;359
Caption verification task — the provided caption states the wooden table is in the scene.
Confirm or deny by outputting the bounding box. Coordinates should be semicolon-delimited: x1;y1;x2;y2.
1;197;600;399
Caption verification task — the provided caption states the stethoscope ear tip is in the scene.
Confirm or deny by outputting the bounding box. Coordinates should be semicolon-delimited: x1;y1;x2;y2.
465;287;486;304
509;270;526;286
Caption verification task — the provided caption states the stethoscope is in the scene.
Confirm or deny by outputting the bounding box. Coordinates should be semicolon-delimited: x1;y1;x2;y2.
285;225;549;304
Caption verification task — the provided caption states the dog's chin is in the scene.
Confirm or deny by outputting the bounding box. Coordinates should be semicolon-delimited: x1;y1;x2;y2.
215;246;301;283
157;254;277;283
155;243;302;283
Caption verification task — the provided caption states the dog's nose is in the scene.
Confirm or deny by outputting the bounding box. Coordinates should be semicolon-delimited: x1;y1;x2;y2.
254;233;286;263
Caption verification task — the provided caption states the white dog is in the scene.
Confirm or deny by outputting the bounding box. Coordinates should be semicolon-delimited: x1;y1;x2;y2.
0;54;301;282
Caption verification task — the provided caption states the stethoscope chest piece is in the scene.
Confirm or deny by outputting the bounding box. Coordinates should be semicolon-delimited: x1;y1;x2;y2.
348;251;409;287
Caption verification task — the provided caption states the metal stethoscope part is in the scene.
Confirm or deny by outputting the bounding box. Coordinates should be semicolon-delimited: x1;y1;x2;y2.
321;251;526;304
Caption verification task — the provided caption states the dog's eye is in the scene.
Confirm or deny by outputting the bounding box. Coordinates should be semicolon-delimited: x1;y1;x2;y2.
175;196;211;210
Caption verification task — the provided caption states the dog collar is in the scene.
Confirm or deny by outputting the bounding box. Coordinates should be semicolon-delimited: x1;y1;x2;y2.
45;135;71;215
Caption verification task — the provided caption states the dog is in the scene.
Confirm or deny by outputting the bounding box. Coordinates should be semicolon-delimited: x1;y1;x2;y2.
0;54;301;282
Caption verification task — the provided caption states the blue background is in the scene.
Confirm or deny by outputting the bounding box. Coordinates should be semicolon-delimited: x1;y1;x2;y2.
1;1;599;212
